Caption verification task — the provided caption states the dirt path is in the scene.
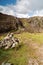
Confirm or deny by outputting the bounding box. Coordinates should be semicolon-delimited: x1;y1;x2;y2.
24;39;43;65
28;41;43;65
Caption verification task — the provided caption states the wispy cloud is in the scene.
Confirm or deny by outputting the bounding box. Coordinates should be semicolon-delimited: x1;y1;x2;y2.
0;0;43;18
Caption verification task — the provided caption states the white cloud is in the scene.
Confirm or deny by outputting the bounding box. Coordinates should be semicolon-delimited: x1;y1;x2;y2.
0;0;43;18
0;5;15;16
33;10;43;16
15;13;30;18
15;0;30;14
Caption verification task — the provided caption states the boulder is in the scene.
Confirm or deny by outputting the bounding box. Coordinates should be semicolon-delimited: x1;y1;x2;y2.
2;62;14;65
0;33;19;49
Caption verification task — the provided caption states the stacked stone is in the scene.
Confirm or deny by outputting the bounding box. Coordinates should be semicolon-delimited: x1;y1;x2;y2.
0;33;19;49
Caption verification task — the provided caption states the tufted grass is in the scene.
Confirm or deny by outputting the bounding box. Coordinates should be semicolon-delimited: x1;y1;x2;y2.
0;32;43;65
14;32;43;44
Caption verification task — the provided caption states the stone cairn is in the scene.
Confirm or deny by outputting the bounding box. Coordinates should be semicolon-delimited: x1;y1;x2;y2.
0;33;19;50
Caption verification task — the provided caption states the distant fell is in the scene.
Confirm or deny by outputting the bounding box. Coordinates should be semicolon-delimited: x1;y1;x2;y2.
0;13;24;33
0;13;43;33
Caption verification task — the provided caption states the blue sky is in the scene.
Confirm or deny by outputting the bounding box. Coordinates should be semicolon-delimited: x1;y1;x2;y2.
0;0;16;6
0;0;43;18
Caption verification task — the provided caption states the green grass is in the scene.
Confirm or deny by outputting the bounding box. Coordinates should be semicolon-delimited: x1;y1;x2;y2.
7;44;28;65
0;44;28;65
0;32;43;65
0;49;9;65
14;32;43;44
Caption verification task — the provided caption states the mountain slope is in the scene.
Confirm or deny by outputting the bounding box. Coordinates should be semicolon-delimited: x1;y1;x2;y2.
0;13;24;33
19;16;43;33
0;13;43;33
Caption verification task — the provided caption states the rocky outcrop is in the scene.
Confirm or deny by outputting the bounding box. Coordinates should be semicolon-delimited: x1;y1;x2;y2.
0;33;19;50
19;16;43;33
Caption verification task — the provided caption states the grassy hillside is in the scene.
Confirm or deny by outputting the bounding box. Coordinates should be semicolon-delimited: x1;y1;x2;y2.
19;16;43;33
0;13;24;33
0;13;43;33
0;32;43;65
0;13;43;65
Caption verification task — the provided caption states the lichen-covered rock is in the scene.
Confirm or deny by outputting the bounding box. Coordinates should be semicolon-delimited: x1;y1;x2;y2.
0;33;19;49
2;62;13;65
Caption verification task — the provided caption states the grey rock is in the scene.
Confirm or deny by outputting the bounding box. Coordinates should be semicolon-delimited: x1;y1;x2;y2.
0;33;19;49
2;62;13;65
